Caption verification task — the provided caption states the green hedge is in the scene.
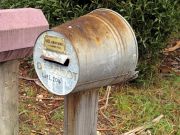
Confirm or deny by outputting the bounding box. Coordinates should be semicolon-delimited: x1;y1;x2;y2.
1;0;179;84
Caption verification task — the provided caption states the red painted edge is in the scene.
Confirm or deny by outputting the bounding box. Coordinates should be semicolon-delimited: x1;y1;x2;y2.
0;47;33;62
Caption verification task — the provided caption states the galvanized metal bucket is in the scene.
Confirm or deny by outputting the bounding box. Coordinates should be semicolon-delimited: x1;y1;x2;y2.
33;8;138;95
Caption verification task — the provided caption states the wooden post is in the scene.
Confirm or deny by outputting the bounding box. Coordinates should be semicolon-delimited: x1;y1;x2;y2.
0;60;19;135
64;89;99;135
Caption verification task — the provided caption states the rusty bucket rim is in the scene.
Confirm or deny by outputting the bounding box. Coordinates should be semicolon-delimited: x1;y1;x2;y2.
91;8;138;63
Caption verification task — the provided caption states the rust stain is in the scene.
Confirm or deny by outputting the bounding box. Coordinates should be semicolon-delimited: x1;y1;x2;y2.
52;9;133;53
90;9;127;31
89;9;130;51
96;37;100;44
52;14;111;48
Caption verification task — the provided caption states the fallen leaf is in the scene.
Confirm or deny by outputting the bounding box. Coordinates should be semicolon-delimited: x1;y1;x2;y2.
164;41;180;52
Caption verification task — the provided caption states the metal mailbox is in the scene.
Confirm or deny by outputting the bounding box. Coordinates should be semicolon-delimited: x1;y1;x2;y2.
33;8;138;95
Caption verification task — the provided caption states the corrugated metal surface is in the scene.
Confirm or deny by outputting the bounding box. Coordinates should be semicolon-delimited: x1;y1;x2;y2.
33;8;138;95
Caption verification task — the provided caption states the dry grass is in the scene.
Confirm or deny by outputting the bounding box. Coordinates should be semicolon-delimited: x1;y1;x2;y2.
18;72;180;134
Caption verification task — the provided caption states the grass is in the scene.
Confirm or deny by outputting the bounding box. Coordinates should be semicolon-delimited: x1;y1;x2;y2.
111;77;180;134
18;75;180;135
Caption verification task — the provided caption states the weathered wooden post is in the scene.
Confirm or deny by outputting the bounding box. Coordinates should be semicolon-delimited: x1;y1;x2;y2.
0;8;48;134
33;8;138;135
64;89;99;134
